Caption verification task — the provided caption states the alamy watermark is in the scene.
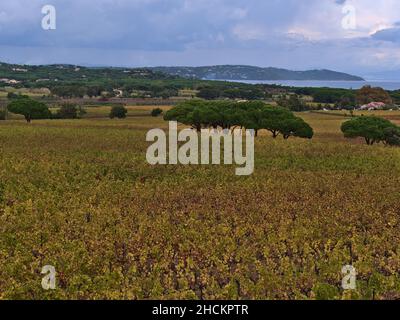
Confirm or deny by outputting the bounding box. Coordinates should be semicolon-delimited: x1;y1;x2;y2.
146;121;255;176
341;265;357;290
41;265;56;290
42;5;56;30
341;4;357;30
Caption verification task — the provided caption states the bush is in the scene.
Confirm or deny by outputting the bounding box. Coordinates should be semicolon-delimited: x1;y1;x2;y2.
313;283;340;300
57;103;79;119
0;110;6;120
7;92;19;100
151;108;163;117
109;105;128;119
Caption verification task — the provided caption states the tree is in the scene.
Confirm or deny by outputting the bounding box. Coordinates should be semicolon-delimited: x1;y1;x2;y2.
7;92;20;100
278;117;314;139
197;87;221;100
356;86;392;106
277;94;309;111
7;98;51;123
151;108;163;117
164;100;314;140
383;127;400;146
57;103;79;119
258;106;313;139
335;96;355;110
109;105;128;119
261;106;294;138
341;116;398;145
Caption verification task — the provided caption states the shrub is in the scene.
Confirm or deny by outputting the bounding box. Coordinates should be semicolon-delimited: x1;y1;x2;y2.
0;109;6;120
109;105;127;119
313;283;340;300
57;103;79;119
151;108;163;117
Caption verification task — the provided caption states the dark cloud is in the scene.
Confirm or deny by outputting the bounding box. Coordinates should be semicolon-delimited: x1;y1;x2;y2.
0;0;398;74
371;27;400;43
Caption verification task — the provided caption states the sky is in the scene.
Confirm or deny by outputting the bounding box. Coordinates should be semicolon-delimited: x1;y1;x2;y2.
0;0;400;78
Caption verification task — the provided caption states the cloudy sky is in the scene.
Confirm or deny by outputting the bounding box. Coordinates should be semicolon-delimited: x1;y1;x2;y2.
0;0;400;78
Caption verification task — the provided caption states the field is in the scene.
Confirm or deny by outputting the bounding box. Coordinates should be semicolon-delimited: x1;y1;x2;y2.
1;108;400;300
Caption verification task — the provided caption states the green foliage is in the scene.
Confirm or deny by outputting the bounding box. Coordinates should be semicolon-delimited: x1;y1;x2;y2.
313;283;340;300
151;108;163;117
7;92;20;100
0;109;6;120
7;98;51;122
222;88;265;100
109;105;128;119
164;100;313;139
56;103;80;119
277;95;309;111
278;117;314;140
356;85;392;106
7;92;30;100
295;87;356;105
383;127;400;146
197;87;221;100
341;116;399;145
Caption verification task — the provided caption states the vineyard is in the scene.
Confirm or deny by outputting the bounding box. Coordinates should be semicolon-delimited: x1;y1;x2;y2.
1;109;400;299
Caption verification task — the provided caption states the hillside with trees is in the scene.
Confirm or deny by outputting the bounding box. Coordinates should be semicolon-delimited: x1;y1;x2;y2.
151;65;365;81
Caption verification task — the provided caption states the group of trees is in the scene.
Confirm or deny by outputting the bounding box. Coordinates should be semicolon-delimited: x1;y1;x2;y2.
356;85;393;106
276;94;309;112
54;103;86;119
294;87;356;105
294;85;396;108
6;97;85;122
3;96;163;122
197;86;266;100
341;116;400;146
164;100;314;139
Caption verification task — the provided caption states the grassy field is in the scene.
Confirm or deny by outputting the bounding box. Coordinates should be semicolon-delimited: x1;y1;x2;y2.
1;110;400;300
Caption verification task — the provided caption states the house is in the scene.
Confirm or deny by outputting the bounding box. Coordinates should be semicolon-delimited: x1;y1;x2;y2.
0;78;20;84
359;102;386;110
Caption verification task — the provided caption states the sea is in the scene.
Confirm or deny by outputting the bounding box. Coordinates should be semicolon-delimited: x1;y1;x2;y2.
225;80;400;91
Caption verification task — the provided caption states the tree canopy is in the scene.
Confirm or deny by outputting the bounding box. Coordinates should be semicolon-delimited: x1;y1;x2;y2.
7;98;51;122
341;116;400;145
164;100;314;140
356;86;393;106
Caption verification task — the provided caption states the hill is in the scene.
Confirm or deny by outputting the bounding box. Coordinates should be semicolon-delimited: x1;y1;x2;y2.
0;62;173;84
151;65;365;81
